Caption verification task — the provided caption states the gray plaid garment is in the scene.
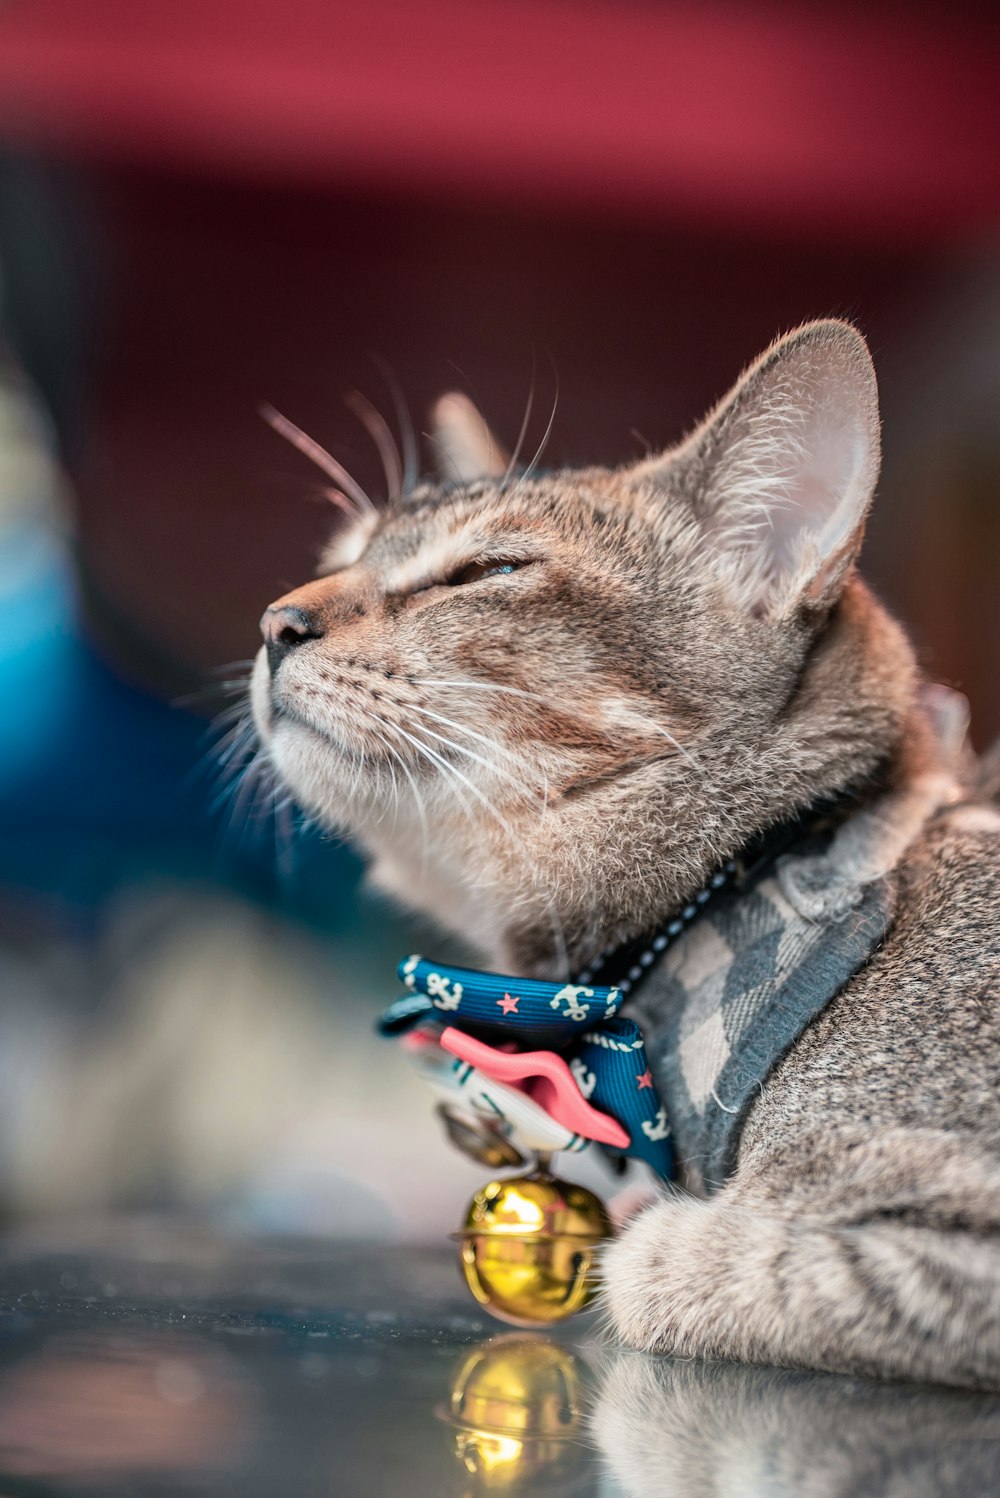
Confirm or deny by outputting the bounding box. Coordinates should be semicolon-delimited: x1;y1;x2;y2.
635;830;897;1192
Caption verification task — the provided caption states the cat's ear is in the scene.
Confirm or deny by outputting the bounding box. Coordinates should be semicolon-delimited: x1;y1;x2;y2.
430;393;508;484
641;321;881;616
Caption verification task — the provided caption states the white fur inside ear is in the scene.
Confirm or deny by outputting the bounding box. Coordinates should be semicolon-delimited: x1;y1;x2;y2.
671;324;881;615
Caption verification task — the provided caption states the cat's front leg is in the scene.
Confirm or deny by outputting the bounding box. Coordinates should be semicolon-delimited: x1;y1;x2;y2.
601;1160;1000;1389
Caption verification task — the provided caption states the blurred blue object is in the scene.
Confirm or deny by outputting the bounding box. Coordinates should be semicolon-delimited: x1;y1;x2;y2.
0;509;75;784
0;504;364;932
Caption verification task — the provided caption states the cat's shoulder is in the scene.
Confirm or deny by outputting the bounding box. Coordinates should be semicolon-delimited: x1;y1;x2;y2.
900;798;1000;926
873;797;1000;1012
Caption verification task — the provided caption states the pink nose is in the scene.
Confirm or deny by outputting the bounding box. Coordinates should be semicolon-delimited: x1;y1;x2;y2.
259;603;322;673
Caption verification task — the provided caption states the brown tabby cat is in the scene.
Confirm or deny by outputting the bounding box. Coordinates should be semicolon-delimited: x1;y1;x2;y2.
249;322;1000;1388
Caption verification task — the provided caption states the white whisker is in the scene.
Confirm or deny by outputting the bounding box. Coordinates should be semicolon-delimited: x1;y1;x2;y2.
367;721;431;873
370;711;566;972
410;676;551;706
376;715;518;841
500;356;536;490
405;701;544;785
644;721;701;772
403;717;540;805
518;369;559;485
371;712;480;838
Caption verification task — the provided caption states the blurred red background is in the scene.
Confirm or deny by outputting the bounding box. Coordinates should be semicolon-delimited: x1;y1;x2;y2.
0;0;997;732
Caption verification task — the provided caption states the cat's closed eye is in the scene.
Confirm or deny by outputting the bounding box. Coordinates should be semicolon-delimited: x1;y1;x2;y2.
446;558;533;587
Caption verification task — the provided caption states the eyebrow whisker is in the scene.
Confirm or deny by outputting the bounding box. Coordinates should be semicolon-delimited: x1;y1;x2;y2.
371;354;419;496
346;389;404;500
500;352;536;491
519;365;559;485
261;403;377;517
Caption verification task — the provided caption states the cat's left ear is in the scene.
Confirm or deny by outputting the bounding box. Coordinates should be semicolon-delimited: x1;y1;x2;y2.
430;393;508;484
638;320;881;616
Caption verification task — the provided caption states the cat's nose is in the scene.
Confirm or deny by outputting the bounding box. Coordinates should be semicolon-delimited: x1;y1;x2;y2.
260;603;323;674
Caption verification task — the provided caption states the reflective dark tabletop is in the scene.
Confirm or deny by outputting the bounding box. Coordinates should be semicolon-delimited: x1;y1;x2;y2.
0;1221;998;1496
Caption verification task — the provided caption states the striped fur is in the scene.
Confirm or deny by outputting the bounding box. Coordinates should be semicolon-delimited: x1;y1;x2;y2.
251;321;1000;1387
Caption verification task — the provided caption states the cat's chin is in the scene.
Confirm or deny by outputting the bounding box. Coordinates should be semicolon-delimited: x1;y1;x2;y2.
264;720;369;834
250;653;360;827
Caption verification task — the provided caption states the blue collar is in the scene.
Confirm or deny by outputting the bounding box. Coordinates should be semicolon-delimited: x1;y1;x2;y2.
377;849;748;1181
377;796;895;1185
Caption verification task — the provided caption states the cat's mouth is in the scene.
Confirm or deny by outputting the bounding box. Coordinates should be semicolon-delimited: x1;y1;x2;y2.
264;685;683;813
251;649;361;763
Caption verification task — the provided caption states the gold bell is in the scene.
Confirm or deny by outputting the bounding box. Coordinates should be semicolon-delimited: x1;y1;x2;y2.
439;1335;590;1490
454;1169;612;1326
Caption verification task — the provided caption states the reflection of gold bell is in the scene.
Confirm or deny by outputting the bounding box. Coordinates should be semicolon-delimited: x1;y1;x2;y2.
439;1335;589;1491
454;1170;612;1326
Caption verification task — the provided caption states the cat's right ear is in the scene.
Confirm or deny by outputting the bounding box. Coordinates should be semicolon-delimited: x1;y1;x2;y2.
636;321;881;618
430;393;508;484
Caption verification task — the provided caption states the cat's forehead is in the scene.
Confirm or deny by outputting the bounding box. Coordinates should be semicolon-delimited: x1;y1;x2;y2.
317;464;668;578
392;470;604;524
360;485;542;589
375;467;636;552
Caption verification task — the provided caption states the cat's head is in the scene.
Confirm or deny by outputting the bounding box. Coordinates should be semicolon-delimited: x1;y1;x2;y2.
249;320;916;973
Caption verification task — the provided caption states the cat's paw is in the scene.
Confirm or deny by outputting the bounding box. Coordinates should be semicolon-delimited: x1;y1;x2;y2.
601;1196;696;1353
598;1192;715;1360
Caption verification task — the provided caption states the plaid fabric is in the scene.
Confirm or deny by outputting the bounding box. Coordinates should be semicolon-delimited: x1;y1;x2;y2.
638;839;896;1191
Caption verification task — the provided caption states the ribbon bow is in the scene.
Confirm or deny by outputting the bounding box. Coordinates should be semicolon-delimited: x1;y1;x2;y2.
378;955;674;1178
